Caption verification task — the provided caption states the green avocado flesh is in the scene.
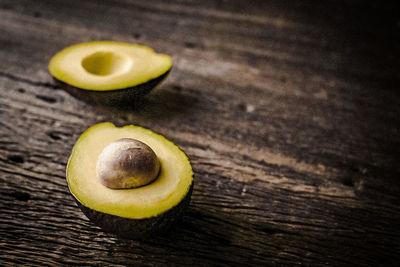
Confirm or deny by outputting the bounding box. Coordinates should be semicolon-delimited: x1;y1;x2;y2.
67;122;193;220
49;41;172;91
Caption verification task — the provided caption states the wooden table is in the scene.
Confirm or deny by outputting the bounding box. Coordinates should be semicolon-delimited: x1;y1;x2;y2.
1;0;399;265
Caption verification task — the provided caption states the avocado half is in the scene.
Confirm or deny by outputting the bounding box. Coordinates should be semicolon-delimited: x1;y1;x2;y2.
49;41;172;105
66;123;193;239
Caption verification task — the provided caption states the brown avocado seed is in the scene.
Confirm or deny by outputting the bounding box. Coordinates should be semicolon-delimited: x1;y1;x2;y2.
96;138;160;189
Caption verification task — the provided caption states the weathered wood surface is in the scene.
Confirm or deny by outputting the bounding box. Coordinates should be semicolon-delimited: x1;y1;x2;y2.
0;0;399;266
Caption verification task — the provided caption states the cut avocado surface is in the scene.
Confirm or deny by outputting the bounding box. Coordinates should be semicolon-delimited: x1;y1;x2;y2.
49;41;172;104
66;122;193;238
49;41;172;91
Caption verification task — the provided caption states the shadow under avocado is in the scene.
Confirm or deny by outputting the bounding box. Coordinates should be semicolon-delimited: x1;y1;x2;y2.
95;84;199;123
97;179;292;265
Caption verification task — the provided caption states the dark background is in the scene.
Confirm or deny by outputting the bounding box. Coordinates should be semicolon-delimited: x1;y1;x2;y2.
0;0;399;266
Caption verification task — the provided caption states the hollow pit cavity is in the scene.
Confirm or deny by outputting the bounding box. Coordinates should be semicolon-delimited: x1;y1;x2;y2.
81;51;130;76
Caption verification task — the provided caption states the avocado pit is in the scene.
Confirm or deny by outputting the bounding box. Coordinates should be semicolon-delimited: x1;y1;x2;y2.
96;138;160;189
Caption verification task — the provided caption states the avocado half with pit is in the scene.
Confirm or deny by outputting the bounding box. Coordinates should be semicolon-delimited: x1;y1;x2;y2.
49;41;172;105
66;122;193;239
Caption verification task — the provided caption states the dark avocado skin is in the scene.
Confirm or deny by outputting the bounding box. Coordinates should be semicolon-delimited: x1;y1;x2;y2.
55;70;170;106
75;183;193;239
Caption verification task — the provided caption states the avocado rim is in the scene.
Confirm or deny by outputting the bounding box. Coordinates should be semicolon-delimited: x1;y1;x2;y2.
54;70;170;105
72;183;193;239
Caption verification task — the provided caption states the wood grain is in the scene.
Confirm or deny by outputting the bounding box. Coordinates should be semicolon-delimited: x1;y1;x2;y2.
0;0;399;266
